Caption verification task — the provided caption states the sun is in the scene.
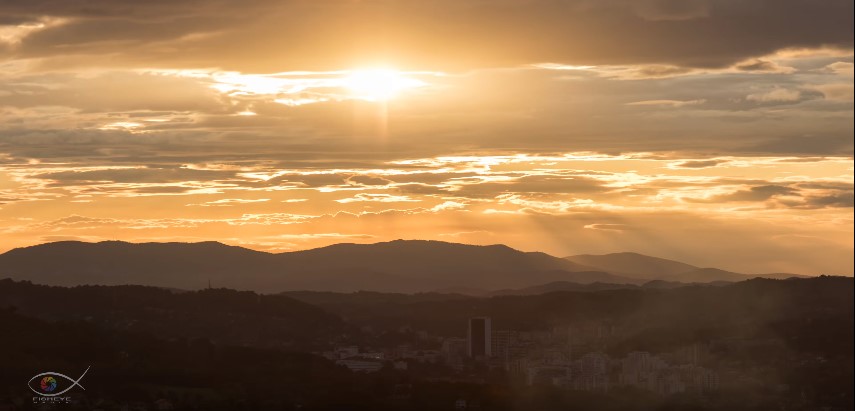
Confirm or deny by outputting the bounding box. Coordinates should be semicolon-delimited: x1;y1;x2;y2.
343;69;426;101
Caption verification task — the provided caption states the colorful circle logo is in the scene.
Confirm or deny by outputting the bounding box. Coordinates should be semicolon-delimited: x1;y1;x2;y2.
40;376;57;393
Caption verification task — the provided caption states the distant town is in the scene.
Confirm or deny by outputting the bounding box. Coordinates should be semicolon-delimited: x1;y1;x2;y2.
1;275;851;410
327;316;721;398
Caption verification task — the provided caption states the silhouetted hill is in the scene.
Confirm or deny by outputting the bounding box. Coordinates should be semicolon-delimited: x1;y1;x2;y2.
662;267;809;283
284;240;618;286
437;280;732;297
293;277;854;355
0;307;376;410
430;286;489;296
641;279;732;289
669;267;749;282
488;281;637;296
565;252;698;279
0;279;343;349
282;290;472;306
0;240;637;292
0;240;274;289
565;251;812;282
1;276;851;410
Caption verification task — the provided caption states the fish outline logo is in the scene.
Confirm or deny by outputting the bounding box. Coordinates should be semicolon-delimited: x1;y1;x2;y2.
28;366;90;397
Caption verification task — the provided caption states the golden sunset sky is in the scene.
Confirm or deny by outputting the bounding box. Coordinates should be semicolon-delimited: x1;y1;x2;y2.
0;0;852;274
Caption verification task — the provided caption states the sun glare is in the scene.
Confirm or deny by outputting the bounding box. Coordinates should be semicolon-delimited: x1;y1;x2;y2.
343;69;426;101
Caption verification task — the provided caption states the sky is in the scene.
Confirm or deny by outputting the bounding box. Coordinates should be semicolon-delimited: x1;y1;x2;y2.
0;0;852;275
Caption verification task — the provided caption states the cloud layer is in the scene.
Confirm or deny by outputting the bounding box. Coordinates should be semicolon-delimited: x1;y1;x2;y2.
0;0;852;275
0;0;852;71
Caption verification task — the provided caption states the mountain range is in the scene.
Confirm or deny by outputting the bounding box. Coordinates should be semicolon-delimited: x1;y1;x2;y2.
564;252;806;283
0;240;809;293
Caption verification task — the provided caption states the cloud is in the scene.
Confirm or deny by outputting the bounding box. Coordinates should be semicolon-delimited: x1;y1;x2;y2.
746;88;802;102
733;59;794;73
269;233;375;240
824;61;854;76
627;99;706;107
633;0;710;21
803;192;854;208
583;223;627;232
2;152;851;274
598;65;698;80
682;182;854;210
347;175;393;186
1;60;852;161
190;198;270;207
712;185;798;202
0;71;223;112
430;201;468;212
743;135;854;155
1;0;852;72
669;159;728;169
810;83;854;101
451;175;611;198
0;17;66;45
335;193;421;203
32;166;234;186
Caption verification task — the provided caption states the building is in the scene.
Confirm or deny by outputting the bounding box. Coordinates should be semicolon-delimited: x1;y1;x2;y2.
526;365;571;386
492;330;530;369
467;317;492;358
334;345;359;358
358;351;385;360
619;351;667;390
442;337;468;366
575;373;610;393
617;353;719;395
572;352;611;392
336;359;384;373
491;330;514;360
393;360;408;370
579;352;609;376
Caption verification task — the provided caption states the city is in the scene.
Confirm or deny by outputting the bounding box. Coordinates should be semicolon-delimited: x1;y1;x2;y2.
328;317;721;397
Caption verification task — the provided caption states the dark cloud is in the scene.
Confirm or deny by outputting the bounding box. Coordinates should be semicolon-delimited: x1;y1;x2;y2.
743;135;855;156
264;173;349;189
685;183;855;209
722;185;798;201
33;166;235;186
632;65;696;78
0;0;227;20
2;0;852;71
804;191;854;208
735;59;781;72
796;182;855;190
451;175;610;199
0;72;223;112
0;64;851;160
671;159;728;169
634;0;711;21
347;175;393;186
394;183;449;196
128;185;199;194
686;185;798;204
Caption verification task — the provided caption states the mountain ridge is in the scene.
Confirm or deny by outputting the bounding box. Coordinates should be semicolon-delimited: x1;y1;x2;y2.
565;251;811;282
564;251;699;279
0;239;633;293
0;240;815;293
